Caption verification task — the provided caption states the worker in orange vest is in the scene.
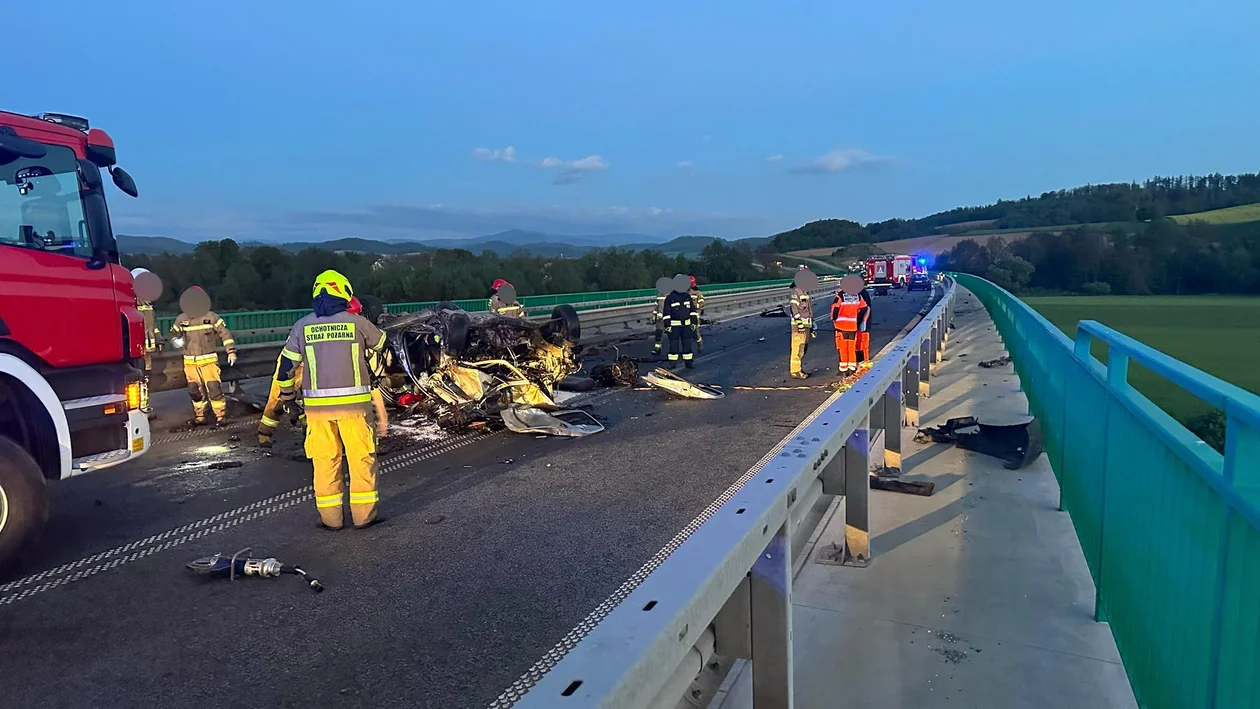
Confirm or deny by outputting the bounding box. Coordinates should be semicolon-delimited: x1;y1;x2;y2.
830;275;866;376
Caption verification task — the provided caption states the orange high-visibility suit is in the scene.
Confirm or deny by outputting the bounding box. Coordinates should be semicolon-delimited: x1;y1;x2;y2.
831;293;862;374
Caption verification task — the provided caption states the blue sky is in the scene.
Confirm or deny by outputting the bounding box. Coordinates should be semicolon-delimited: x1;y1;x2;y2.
12;0;1260;242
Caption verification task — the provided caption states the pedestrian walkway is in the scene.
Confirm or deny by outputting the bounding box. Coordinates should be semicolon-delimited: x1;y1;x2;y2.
716;288;1138;709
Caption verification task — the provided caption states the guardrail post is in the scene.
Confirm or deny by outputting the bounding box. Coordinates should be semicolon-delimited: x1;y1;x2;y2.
843;417;871;567
883;380;903;471
904;356;921;428
918;339;931;398
750;522;793;708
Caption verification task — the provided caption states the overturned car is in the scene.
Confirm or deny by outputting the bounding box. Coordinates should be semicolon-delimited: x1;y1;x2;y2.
374;302;583;431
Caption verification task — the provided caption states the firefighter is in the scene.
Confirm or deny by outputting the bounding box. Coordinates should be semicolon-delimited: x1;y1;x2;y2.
130;269;164;412
663;274;697;369
276;271;388;530
688;275;706;351
856;286;873;364
831;274;866;376
651;276;671;355
789;269;818;379
170;286;236;426
489;279;525;318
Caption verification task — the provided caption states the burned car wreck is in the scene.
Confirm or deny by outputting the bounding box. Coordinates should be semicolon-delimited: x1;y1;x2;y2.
374;303;584;431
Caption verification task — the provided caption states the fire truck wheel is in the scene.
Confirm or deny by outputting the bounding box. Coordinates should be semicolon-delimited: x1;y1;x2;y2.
0;435;49;577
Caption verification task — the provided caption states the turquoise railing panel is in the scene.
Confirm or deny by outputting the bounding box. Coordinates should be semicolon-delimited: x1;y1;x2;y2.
953;273;1260;709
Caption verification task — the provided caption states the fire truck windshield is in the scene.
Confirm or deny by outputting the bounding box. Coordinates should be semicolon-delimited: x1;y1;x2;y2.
0;143;100;259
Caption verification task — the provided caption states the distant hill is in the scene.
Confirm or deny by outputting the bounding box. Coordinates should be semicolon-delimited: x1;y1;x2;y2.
117;234;199;254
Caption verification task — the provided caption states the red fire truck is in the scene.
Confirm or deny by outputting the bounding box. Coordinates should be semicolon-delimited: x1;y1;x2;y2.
0;110;147;572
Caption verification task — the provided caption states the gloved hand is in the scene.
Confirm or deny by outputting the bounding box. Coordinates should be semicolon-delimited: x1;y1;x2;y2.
859;321;867;333
227;352;237;366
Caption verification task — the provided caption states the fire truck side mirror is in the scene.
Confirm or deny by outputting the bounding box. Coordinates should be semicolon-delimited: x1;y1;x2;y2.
110;166;138;198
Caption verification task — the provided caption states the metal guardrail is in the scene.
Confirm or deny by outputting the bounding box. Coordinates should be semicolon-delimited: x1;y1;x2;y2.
954;273;1260;709
147;279;836;393
493;279;957;709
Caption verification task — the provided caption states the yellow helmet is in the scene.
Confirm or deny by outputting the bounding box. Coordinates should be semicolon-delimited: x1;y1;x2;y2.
312;269;354;302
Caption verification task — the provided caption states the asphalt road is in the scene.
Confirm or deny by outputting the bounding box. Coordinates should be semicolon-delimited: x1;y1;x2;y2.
0;287;935;709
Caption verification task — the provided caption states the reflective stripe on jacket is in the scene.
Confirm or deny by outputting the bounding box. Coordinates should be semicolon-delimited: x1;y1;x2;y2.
171;310;235;360
832;295;862;331
689;288;706;312
489;294;525;318
281;311;386;413
663;291;697;327
138;303;159;351
789;288;812;332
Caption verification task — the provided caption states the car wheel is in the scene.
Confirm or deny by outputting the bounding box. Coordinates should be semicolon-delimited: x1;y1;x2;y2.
0;435;49;578
444;312;471;356
545;304;581;344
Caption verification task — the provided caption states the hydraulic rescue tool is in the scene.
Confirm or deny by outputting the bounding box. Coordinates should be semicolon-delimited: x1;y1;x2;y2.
186;548;324;592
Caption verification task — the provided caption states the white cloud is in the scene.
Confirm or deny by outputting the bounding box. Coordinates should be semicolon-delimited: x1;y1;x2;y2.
539;154;609;185
789;148;893;174
676;160;695;169
472;146;517;162
764;154;784;162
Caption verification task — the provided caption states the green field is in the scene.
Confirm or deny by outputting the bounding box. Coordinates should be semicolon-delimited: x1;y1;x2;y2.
1170;202;1260;225
1023;295;1260;420
955;221;1136;237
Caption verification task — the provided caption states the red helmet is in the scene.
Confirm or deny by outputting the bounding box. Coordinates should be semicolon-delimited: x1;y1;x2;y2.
347;296;363;314
688;275;697;288
491;278;510;291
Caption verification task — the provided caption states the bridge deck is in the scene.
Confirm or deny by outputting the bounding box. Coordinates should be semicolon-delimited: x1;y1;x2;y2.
717;288;1138;709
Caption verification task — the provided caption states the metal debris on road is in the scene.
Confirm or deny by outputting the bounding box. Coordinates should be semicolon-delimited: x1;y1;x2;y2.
208;461;243;470
978;355;1012;368
186;548;324;593
501;407;605;437
590;356;640;387
641;368;725;399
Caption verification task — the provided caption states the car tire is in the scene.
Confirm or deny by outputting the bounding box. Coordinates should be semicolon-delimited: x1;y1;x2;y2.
0;435;49;578
445;312;471;356
546;305;581;344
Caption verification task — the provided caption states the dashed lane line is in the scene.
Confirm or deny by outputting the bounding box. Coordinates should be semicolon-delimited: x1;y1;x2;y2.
0;433;485;606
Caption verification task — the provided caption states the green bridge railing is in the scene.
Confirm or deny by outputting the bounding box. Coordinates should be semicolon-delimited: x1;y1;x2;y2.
954;273;1260;709
155;278;793;345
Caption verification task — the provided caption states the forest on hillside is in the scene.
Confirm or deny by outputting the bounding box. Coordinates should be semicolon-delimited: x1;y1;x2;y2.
125;238;767;313
769;172;1260;252
934;219;1260;296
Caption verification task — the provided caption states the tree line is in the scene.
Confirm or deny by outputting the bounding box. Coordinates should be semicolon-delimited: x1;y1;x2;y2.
124;238;769;314
766;172;1260;253
934;219;1260;296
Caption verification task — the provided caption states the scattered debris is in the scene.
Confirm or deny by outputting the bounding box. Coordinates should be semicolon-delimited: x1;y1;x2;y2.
590;356;640;387
870;477;935;496
425;515;446;525
978;355;1012;368
916;416;1044;470
208;461;243;470
933;646;968;664
557;375;596;392
186;549;323;593
760;305;789;318
758;337;766;342
227;435;241;443
872;465;902;478
501;407;605;437
641;368;725;399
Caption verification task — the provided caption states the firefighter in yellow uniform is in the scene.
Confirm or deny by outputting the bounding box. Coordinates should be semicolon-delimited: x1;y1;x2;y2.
789;269;818;379
489;279;526;318
171;286;236;426
687;275;706;351
258;354;303;447
276;271;388;530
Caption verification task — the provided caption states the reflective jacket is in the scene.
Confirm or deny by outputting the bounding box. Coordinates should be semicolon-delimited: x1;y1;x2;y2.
489;294;525;318
171;311;235;364
652;294;666;323
280;311;386;414
138;302;159;352
689;288;706;313
789;288;812;332
663;291;698;328
831;294;862;332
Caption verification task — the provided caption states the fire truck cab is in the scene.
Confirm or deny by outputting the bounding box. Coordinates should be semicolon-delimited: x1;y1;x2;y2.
0;110;148;573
